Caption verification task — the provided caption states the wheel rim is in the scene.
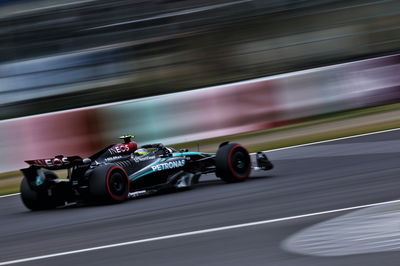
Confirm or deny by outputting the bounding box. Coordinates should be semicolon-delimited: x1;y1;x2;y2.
231;150;250;176
108;172;127;197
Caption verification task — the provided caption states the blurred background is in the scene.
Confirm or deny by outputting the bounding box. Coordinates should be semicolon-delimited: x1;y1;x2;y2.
0;0;399;172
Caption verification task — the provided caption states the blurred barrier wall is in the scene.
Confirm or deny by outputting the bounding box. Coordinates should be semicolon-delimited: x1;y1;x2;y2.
1;0;399;119
0;54;399;172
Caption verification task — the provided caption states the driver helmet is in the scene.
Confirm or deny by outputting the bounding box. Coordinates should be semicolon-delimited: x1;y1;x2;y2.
134;148;149;156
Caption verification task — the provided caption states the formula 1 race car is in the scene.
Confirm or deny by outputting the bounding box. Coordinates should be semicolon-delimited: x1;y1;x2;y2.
20;136;273;210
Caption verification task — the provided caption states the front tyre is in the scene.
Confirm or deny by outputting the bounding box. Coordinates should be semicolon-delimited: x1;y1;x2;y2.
89;165;129;203
215;143;251;183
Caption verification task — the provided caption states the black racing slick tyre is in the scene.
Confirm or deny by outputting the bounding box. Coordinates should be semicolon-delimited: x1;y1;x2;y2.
20;171;58;211
215;143;251;183
89;165;129;203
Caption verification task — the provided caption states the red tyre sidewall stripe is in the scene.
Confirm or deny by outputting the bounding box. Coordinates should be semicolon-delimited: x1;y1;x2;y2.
228;145;251;180
106;166;129;201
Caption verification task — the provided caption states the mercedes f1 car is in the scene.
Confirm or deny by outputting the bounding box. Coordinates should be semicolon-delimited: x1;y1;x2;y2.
20;136;273;210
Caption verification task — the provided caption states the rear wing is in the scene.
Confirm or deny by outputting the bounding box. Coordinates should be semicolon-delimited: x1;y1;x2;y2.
24;155;83;170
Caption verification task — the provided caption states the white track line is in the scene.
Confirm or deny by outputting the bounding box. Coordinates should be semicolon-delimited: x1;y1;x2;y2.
1;127;399;199
264;127;400;153
0;193;20;199
2;198;400;265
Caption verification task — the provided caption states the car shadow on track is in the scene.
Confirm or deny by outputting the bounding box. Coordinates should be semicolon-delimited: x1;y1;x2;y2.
18;174;277;212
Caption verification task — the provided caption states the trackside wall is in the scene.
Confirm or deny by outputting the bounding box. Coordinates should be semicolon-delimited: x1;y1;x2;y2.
0;54;399;172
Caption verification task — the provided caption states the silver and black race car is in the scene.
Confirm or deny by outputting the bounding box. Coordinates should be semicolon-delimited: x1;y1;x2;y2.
20;135;273;210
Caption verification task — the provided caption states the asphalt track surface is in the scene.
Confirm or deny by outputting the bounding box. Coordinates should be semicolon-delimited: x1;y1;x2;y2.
1;129;399;266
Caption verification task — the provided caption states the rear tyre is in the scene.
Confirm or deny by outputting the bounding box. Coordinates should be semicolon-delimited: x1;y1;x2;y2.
89;165;129;203
20;171;58;211
215;143;251;183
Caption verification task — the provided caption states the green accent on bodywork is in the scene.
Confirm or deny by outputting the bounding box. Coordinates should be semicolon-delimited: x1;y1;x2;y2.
129;158;167;181
35;176;43;186
131;170;154;181
129;154;196;181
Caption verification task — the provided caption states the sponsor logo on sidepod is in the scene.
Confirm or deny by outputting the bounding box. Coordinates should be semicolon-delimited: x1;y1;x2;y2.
152;160;185;171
